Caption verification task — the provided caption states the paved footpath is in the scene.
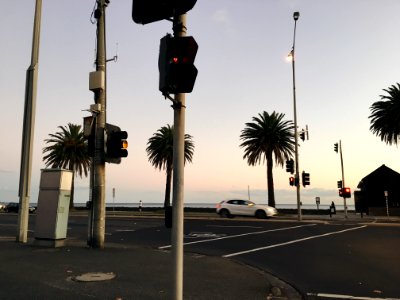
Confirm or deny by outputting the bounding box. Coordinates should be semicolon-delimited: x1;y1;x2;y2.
0;237;302;300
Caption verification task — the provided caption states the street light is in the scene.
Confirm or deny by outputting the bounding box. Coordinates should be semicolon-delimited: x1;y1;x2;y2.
289;11;302;221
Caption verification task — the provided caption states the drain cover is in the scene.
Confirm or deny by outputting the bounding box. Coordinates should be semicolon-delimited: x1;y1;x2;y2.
73;272;116;282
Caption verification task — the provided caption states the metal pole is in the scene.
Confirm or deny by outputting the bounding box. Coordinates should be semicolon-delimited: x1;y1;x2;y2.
90;0;107;248
112;187;115;216
171;13;187;300
384;190;389;217
339;140;348;218
291;12;302;221
17;0;42;243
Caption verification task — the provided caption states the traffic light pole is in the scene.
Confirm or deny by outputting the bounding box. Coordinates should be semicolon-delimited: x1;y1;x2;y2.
339;140;348;218
89;0;107;248
171;13;187;300
17;0;42;243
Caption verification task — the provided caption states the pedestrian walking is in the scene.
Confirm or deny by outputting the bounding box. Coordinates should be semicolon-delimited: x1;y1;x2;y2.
329;201;336;218
139;200;143;212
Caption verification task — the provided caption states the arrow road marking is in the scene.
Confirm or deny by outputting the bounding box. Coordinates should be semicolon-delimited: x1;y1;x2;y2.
223;225;367;258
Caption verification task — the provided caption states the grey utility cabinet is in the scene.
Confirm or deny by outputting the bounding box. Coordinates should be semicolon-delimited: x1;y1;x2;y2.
35;169;73;245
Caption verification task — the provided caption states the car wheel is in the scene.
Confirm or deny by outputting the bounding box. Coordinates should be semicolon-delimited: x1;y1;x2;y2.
220;209;231;218
255;210;267;219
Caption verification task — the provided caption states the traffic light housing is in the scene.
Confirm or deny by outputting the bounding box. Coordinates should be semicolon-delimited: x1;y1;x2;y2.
302;171;310;187
159;34;198;94
105;123;128;164
299;131;305;142
286;159;294;174
132;0;197;25
334;143;338;153
337;180;343;188
289;176;295;186
339;187;351;198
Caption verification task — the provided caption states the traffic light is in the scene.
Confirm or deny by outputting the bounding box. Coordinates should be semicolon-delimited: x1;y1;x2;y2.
286;159;294;174
337;180;343;188
339;187;351;198
132;0;197;25
105;123;128;164
299;131;305;142
302;171;310;187
334;143;338;153
159;34;198;94
289;176;295;186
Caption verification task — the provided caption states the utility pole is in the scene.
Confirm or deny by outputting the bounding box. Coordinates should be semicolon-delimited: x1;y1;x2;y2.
89;0;108;248
290;12;302;221
17;0;42;243
171;13;187;300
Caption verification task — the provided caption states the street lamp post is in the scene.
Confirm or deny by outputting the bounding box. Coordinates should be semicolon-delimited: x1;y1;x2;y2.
289;11;302;221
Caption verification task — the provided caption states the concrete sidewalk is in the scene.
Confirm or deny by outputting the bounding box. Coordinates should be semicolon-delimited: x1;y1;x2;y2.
0;238;302;300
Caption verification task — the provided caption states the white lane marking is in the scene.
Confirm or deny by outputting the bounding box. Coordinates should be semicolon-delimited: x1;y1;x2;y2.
223;225;367;258
115;229;136;232
207;225;263;229
158;223;316;250
307;292;400;300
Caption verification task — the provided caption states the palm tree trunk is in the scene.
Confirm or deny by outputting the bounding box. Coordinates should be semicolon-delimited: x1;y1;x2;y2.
164;162;173;208
266;153;275;207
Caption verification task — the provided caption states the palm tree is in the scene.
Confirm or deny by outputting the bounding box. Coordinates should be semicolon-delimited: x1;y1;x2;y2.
146;124;194;208
240;111;295;207
42;123;91;208
369;83;400;145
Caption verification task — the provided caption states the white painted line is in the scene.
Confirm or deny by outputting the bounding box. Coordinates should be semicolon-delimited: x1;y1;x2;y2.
158;223;316;250
223;225;367;258
207;225;263;229
307;292;400;300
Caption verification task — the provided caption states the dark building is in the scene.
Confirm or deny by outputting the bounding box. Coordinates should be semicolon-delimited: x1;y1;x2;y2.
355;164;400;216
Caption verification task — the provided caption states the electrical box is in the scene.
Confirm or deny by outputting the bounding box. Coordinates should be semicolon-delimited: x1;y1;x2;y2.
89;70;105;91
35;169;73;247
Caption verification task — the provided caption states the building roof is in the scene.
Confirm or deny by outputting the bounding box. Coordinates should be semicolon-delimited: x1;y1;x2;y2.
357;164;400;189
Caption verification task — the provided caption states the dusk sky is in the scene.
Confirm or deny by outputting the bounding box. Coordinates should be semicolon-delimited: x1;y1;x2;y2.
1;1;400;208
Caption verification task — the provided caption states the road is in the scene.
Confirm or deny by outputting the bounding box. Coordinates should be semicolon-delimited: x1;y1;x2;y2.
1;212;399;299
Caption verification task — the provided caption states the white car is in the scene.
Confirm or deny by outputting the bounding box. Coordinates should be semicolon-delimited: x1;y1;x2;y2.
216;199;278;219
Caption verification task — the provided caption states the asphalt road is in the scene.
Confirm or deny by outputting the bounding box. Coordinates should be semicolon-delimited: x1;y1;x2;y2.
1;213;399;299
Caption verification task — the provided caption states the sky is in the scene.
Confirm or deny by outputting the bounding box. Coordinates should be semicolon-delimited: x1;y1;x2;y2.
1;0;400;208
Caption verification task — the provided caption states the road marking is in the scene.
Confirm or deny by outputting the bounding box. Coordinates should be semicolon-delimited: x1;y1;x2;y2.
207;225;263;229
158;223;316;250
307;292;400;300
223;225;367;258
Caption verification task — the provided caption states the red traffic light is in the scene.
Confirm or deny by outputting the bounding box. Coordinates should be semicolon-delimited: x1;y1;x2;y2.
159;34;198;94
339;187;351;198
289;176;295;186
